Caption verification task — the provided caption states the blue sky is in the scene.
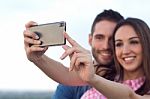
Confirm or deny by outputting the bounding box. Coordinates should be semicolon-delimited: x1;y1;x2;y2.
0;0;150;91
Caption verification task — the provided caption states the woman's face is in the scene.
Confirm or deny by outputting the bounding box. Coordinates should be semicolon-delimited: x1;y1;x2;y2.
115;25;143;73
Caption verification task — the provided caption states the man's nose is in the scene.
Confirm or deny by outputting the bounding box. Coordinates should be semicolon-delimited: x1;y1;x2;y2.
103;40;110;49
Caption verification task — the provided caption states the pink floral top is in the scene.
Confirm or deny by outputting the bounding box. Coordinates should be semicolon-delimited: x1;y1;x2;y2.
81;77;145;99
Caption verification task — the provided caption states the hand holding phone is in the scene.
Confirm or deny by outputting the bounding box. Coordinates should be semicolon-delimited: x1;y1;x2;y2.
29;21;66;47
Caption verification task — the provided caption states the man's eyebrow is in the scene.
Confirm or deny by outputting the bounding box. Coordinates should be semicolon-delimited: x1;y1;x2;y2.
94;34;104;36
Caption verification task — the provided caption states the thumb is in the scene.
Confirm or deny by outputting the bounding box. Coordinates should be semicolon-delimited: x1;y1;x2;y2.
25;21;38;29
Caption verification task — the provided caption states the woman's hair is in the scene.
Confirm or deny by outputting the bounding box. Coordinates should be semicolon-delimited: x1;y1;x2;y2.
112;17;150;95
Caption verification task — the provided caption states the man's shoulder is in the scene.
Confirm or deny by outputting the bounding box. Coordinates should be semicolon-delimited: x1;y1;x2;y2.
57;84;90;91
52;84;91;99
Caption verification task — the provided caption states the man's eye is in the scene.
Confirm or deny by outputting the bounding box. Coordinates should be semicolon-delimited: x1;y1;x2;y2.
95;36;103;40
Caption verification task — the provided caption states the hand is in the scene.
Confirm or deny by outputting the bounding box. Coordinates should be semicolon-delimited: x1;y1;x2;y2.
60;33;95;82
24;21;48;62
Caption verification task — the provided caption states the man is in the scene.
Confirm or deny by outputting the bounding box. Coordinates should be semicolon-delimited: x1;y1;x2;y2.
52;9;124;99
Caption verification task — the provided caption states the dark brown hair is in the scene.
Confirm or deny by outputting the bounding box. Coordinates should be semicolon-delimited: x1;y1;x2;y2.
91;9;124;35
112;18;150;95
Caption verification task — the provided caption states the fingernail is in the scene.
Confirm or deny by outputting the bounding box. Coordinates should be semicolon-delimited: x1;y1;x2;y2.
33;23;38;26
60;53;66;60
60;56;64;60
35;35;39;39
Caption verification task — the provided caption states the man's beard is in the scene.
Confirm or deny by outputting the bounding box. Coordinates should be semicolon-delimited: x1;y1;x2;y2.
92;47;114;67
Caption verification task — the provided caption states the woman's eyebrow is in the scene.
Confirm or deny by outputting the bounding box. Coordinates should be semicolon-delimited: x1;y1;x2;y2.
129;37;139;40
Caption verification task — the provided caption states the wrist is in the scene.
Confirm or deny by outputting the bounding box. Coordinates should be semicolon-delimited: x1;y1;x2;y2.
87;74;99;85
32;55;45;64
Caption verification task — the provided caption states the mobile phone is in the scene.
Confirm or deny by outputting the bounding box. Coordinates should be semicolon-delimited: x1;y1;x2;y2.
29;21;66;46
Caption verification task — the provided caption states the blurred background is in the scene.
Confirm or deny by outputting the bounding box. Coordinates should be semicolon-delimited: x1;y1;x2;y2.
0;0;150;98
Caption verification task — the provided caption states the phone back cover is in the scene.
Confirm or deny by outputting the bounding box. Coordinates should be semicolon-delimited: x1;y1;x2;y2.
29;21;66;46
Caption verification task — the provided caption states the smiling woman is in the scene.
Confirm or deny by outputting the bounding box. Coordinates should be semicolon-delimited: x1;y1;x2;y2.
115;25;143;74
112;18;150;95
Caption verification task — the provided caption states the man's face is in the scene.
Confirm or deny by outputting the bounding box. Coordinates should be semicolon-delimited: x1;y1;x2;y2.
89;20;117;65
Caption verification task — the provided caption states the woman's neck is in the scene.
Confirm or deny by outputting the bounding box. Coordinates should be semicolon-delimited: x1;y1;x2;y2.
123;68;144;81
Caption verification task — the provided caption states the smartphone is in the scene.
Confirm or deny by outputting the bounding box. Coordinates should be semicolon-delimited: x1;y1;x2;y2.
29;21;66;46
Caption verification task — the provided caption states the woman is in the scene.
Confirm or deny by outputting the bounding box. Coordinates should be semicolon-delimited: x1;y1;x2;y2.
61;18;150;98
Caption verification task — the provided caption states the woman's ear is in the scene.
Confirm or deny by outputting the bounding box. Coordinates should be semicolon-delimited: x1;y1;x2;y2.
88;34;92;46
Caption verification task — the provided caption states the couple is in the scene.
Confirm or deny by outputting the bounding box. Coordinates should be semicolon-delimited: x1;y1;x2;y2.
24;9;150;99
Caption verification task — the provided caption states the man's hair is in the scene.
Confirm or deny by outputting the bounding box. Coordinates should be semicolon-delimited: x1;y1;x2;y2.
92;9;124;81
91;9;124;35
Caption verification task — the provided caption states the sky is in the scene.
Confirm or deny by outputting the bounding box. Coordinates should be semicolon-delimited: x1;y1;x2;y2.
0;0;150;91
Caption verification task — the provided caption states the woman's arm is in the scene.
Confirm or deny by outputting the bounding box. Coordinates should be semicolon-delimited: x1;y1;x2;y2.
89;74;133;99
88;74;150;99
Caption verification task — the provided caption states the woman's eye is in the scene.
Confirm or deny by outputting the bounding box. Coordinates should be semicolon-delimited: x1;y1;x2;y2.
130;40;139;45
115;42;122;47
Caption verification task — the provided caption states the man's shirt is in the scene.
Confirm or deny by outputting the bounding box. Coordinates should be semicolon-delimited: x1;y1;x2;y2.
52;84;91;99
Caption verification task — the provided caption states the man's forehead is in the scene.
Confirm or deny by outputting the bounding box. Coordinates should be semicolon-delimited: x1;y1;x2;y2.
93;29;114;37
95;20;117;29
93;20;117;36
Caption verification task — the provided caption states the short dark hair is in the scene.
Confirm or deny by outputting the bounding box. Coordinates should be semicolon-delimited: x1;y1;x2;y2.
112;17;150;95
91;9;124;35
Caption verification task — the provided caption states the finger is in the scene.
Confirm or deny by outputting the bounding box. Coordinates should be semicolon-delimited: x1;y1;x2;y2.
60;51;67;60
75;57;86;67
62;45;71;50
64;32;80;47
75;52;92;69
74;54;86;70
70;53;86;71
24;30;39;40
60;45;70;60
24;30;41;48
26;46;45;54
69;52;77;71
25;21;38;29
44;46;48;51
24;36;41;46
60;46;76;60
62;45;74;58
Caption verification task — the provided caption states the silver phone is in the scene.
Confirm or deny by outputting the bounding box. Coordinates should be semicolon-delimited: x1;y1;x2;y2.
29;21;66;46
